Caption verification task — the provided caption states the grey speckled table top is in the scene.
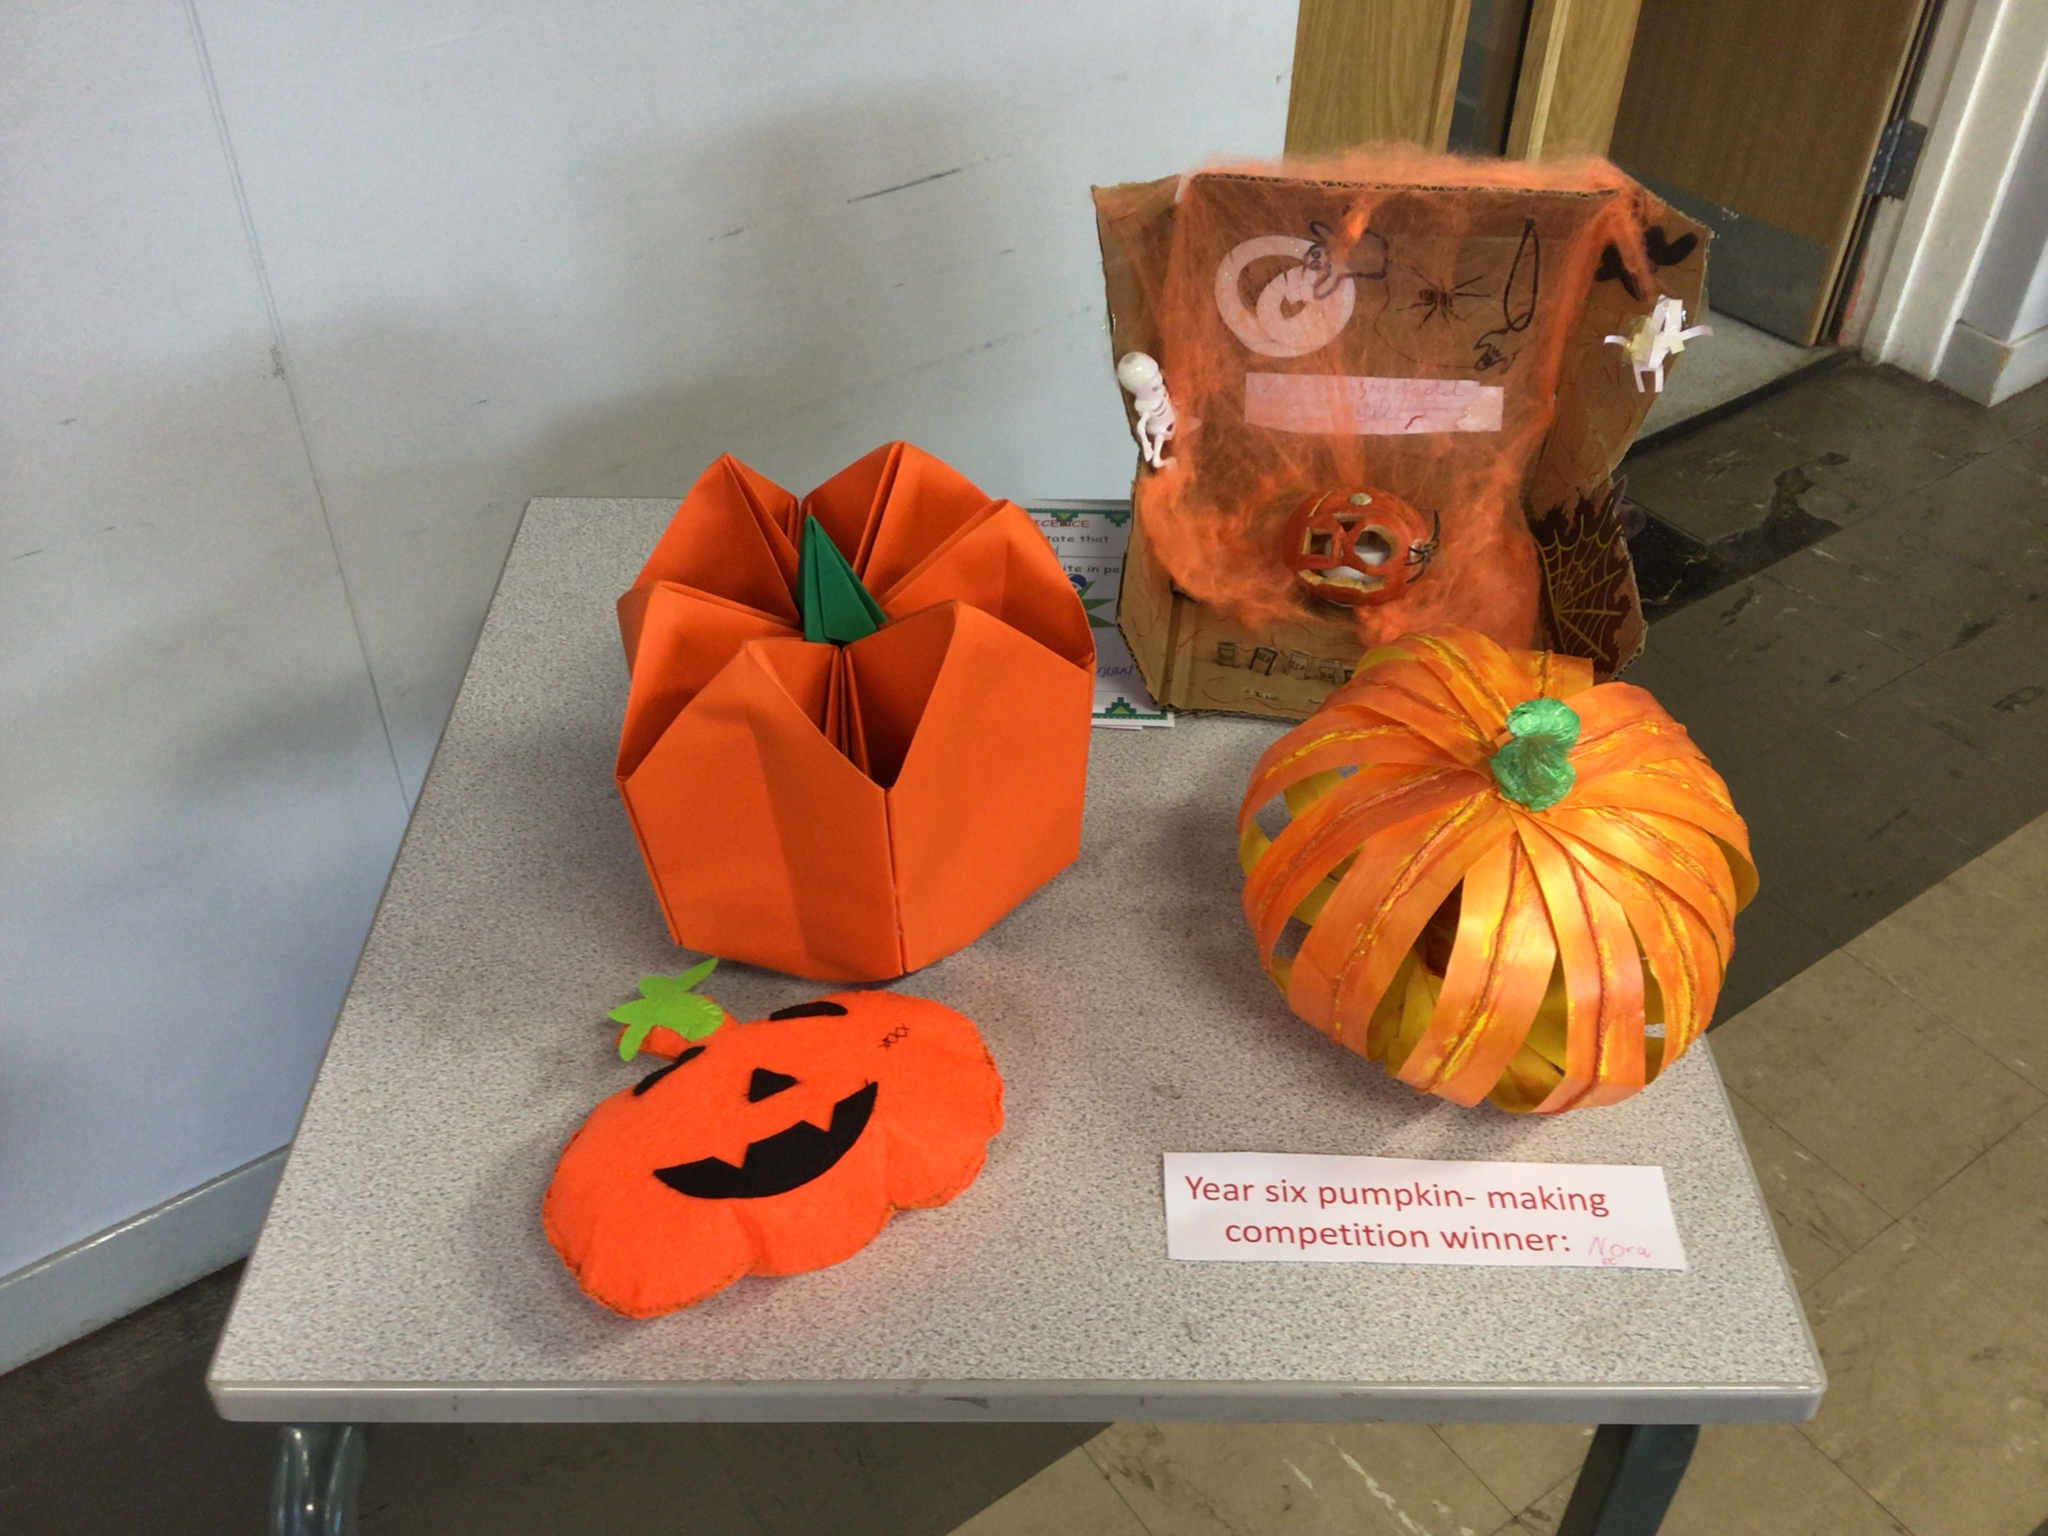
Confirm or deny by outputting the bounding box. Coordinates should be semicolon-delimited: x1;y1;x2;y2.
209;499;1822;1425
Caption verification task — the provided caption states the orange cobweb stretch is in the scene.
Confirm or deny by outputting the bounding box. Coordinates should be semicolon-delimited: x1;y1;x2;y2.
1129;148;1663;647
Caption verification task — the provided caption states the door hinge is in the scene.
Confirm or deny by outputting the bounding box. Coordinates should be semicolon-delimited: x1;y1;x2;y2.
1867;119;1929;200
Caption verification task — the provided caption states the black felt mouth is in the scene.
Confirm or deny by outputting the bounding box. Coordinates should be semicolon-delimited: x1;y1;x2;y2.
653;1082;877;1200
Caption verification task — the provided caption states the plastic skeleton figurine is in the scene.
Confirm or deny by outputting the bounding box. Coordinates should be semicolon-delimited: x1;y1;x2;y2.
1115;351;1177;469
1604;296;1712;393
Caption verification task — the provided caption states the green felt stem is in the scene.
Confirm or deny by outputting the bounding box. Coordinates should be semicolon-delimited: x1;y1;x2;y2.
1489;697;1581;812
608;959;724;1060
798;515;886;644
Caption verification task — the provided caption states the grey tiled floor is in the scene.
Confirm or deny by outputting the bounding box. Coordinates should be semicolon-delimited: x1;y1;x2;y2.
959;811;2048;1536
1624;363;2048;1016
3;365;2043;1535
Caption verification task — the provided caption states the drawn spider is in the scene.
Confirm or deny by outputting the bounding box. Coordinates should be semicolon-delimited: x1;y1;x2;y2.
1408;269;1490;326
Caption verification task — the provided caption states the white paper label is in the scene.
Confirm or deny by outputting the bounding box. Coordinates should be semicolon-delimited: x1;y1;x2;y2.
1243;373;1505;436
1025;505;1172;728
1163;1152;1686;1271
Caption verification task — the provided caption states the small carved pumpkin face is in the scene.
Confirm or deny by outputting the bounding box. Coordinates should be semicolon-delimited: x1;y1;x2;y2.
1284;489;1438;608
544;992;1003;1317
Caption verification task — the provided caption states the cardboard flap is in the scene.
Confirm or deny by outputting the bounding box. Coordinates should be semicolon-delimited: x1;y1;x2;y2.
1092;175;1181;364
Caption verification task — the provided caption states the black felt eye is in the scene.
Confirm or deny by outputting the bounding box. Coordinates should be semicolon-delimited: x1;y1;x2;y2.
767;1000;849;1021
747;1068;798;1102
1643;226;1698;268
1593;241;1642;299
633;1045;705;1096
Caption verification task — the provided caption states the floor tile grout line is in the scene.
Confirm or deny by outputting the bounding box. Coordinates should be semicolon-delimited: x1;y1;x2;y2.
1721;1084;1883;1301
1429;1422;1520;1514
1632;362;2048;641
1078;1432;1159;1536
1518;1464;1579;1525
1783;1218;1928;1536
1726;944;2046;1224
1744;1048;2048;1343
1886;1106;2048;1351
1727;627;2047;871
1624;349;1851;457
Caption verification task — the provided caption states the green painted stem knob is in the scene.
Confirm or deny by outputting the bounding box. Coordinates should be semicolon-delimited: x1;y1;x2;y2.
1489;697;1581;811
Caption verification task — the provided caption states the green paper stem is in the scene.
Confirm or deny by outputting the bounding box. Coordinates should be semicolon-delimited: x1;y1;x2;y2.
797;515;886;644
1489;697;1581;811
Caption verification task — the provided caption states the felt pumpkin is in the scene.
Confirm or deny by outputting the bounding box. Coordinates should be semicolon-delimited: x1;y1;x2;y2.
1284;488;1439;609
616;442;1095;983
544;990;1004;1317
1238;626;1756;1113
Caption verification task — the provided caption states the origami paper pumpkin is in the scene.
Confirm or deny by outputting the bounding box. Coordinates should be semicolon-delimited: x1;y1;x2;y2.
544;990;1004;1317
615;444;1095;982
1237;627;1756;1113
1284;488;1439;609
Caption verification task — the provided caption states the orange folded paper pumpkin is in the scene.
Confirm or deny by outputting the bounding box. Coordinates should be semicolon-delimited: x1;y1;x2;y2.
544;991;1004;1317
1238;627;1756;1113
616;443;1095;981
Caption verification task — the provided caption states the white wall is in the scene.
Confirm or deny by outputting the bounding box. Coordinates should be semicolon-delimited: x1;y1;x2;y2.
1860;0;2048;402
1945;66;2048;401
0;0;1294;1362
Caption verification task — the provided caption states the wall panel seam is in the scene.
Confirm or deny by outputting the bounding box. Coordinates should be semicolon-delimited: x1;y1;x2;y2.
181;0;409;812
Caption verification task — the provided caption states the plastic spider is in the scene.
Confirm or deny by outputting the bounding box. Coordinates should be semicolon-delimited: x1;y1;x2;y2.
1407;511;1443;569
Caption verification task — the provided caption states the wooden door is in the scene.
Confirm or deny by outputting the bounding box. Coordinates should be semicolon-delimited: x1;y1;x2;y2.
1609;0;1934;344
1288;0;1647;160
1287;0;1475;154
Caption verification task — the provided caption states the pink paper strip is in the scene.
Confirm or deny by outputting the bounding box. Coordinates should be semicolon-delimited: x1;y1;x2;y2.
1243;373;1506;436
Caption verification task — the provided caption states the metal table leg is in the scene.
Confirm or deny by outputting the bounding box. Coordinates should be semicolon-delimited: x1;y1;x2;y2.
270;1423;367;1536
1557;1424;1698;1536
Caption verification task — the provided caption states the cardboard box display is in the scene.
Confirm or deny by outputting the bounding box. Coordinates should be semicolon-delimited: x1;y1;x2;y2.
1093;154;1708;718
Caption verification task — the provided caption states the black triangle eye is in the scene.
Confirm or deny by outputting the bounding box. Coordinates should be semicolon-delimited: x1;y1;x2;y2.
747;1067;799;1102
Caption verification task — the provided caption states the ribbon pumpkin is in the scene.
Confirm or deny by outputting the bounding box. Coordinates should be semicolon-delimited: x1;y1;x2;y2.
1237;626;1756;1113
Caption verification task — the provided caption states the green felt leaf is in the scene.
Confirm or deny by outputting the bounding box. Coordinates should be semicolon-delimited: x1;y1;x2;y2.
797;515;886;645
608;960;724;1060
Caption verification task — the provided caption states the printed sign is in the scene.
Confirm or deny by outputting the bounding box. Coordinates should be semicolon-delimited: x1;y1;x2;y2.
1027;503;1171;728
1163;1152;1685;1271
